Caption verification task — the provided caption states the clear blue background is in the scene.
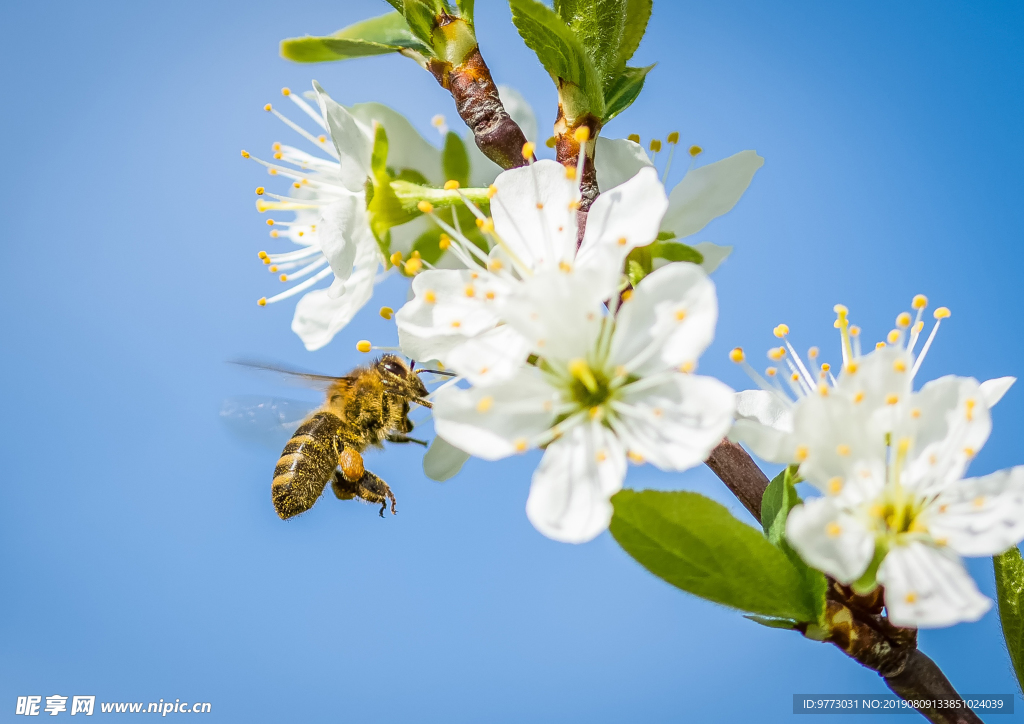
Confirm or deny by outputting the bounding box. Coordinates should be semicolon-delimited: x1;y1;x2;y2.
2;1;1022;721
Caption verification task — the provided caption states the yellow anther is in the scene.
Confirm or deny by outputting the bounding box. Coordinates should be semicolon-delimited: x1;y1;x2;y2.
826;522;842;538
487;259;503;272
821;363;831;372
876;341;887;350
689;145;703;157
431;114;446;128
268;169;278;175
913;294;928;309
255;186;265;196
272;142;282;152
521;141;536;159
808;346;820;359
834;304;849;316
596;450;608;463
897;437;910;455
965;398;976;421
766;366;777;377
279;274;288;282
628;450;646;464
424;290;437;304
240;149;250;158
773;324;789;338
627;133;640;143
667;131;680;144
410;251;420;259
545;136;557;148
379;307;394;320
795;445;809;462
896;312;912;328
674;309;687;322
849;325;861;337
905;592;918;604
568;200;581;211
893;359;907;372
444;180;460;190
404;258;423;275
964;447;975;458
934;307;951;319
886;394;899;405
266;219;275;226
854;391;864;403
451;321;461;328
485;291;495;300
679;361;696;373
620;290;633;302
270;265;278;272
514;438;528;453
480;218;495;233
563;165;577;180
911;408;921;418
263;103;272;112
836;444;851;456
554;261;571;273
464;284;475;298
356;340;372;353
574;126;591;143
438;234;451;251
292;182;301;190
257;251;268;260
818;382;830;396
768;347;786;361
846;361;859;373
729;347;745;363
390;251;403;266
476;396;494;413
974;495;986;508
589;406;602;420
269;230;279;238
870;503;885;518
791;372;800;382
317;135;326;143
913;320;924;334
828;477;843;495
649;139;662;152
887;330;900;344
417;200;434;214
281;87;291;96
257;297;267;307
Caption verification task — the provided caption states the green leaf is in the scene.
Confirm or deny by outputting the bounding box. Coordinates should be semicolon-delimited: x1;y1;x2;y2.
280;12;430;63
553;0;651;88
442;132;471;188
509;0;605;120
403;0;445;47
423;435;470;481
384;0;405;11
995;546;1024;696
761;467;830;624
367;124;419;242
602;64;653;122
610;490;818;621
649;240;703;265
456;0;474;22
745;614;800;630
626;259;646;287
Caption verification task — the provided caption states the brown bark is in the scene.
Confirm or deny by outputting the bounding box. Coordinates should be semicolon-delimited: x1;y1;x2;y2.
429;48;531;172
553;108;600;211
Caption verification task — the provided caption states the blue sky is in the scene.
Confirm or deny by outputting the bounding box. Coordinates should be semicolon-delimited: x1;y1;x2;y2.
2;1;1023;721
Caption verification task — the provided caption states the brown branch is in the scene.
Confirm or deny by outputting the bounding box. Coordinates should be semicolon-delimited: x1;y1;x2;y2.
429;47;531;172
554;108;600;211
702;440;983;723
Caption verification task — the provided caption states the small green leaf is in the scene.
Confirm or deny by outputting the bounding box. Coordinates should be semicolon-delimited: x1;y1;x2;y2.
761;467;830;624
745;614;800;630
423;435;470;481
649;240;703;265
509;0;605;120
456;0;474;22
995;546;1024;696
403;0;445;47
442;132;471;188
610;490;819;621
626;259;646;287
280;12;430;63
384;0;405;12
366;125;419;242
552;0;651;88
602;64;653;122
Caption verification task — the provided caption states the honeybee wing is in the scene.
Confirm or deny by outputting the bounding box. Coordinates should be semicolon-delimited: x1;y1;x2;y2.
229;359;357;391
220;395;319;449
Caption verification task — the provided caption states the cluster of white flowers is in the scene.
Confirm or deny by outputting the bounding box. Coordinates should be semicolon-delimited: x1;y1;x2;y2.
730;301;1023;627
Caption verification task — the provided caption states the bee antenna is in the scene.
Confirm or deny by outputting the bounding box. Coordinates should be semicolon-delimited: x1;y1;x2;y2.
416;369;456;377
409;360;416;371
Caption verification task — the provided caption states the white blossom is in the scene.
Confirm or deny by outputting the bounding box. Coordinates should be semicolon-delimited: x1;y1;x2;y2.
729;298;1023;627
431;263;735;543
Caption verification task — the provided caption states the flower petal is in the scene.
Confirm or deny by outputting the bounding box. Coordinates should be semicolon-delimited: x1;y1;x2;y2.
490;160;578;271
729;390;796;463
609;263;718;377
612;373;734;471
525;421;627;543
313;81;373;192
877;542;991;628
980;376;1015;408
928;466;1024;556
431;368;558;461
577;167;668;272
692;241;733;274
291;260;376;351
349;101;444;186
318;193;371;286
444;324;532;386
594;136;655;193
661;150;763;239
786;497;875;584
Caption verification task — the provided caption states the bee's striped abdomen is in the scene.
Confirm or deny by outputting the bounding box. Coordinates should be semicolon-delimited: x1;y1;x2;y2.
272;411;343;520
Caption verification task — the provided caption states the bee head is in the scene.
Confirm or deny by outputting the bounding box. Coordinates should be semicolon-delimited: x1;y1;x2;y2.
376;354;429;401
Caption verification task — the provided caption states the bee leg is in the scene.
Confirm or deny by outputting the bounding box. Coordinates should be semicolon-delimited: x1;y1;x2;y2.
386;432;429;447
330;469;397;517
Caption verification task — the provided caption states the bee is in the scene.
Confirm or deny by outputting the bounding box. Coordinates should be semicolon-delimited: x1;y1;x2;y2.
234;355;446;520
